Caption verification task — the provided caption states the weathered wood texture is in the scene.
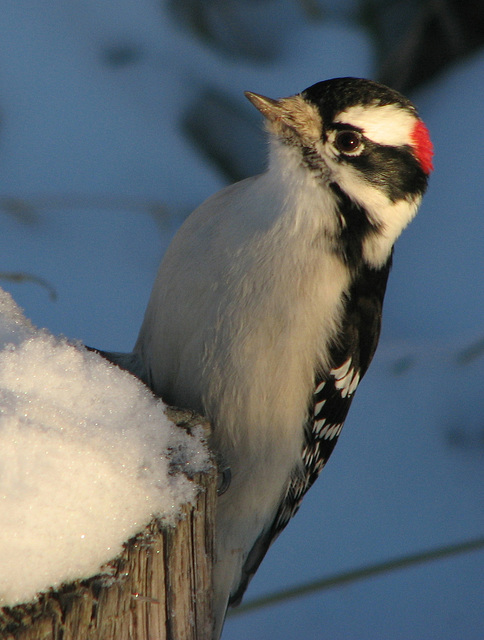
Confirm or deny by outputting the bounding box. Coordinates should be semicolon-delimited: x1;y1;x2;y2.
0;409;216;640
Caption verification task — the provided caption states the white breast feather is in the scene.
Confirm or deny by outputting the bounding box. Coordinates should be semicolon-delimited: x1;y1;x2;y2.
203;140;350;466
136;137;349;543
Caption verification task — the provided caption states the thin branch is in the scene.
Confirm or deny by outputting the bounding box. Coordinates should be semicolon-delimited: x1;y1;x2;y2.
455;336;484;365
229;536;484;617
0;272;57;301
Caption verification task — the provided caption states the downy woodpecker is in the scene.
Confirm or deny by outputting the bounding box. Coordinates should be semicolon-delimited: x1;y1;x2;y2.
106;77;433;638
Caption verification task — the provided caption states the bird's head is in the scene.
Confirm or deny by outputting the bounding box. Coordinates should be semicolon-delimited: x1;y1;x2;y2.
245;77;433;267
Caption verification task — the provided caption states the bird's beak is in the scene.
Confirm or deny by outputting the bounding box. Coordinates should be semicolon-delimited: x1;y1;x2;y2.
244;91;283;122
245;90;322;143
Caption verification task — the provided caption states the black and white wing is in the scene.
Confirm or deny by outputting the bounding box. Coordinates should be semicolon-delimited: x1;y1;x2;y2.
230;260;391;606
274;260;392;533
272;356;361;536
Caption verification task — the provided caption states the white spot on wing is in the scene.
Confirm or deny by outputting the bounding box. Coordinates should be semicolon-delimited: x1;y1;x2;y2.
331;361;360;398
319;422;332;439
314;399;326;416
331;358;352;379
348;371;360;395
329;424;339;439
314;419;326;435
320;422;343;440
314;381;326;394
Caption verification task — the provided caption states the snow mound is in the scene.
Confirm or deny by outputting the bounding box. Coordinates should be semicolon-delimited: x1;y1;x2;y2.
0;288;209;606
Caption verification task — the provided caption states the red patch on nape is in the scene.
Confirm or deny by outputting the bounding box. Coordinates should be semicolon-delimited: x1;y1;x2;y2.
411;120;434;174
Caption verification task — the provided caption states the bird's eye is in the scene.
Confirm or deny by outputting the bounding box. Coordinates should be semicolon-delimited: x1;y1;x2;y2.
334;131;363;154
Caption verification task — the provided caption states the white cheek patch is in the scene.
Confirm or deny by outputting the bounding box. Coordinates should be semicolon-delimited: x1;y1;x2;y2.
327;159;421;267
334;103;416;147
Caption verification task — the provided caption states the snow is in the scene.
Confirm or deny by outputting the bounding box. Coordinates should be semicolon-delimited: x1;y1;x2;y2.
0;1;483;637
0;289;209;606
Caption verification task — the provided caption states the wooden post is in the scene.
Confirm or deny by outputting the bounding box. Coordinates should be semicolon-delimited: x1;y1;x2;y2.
0;409;216;640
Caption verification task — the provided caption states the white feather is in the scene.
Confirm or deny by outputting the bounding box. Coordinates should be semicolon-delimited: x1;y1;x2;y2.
331;357;352;379
334;103;416;147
